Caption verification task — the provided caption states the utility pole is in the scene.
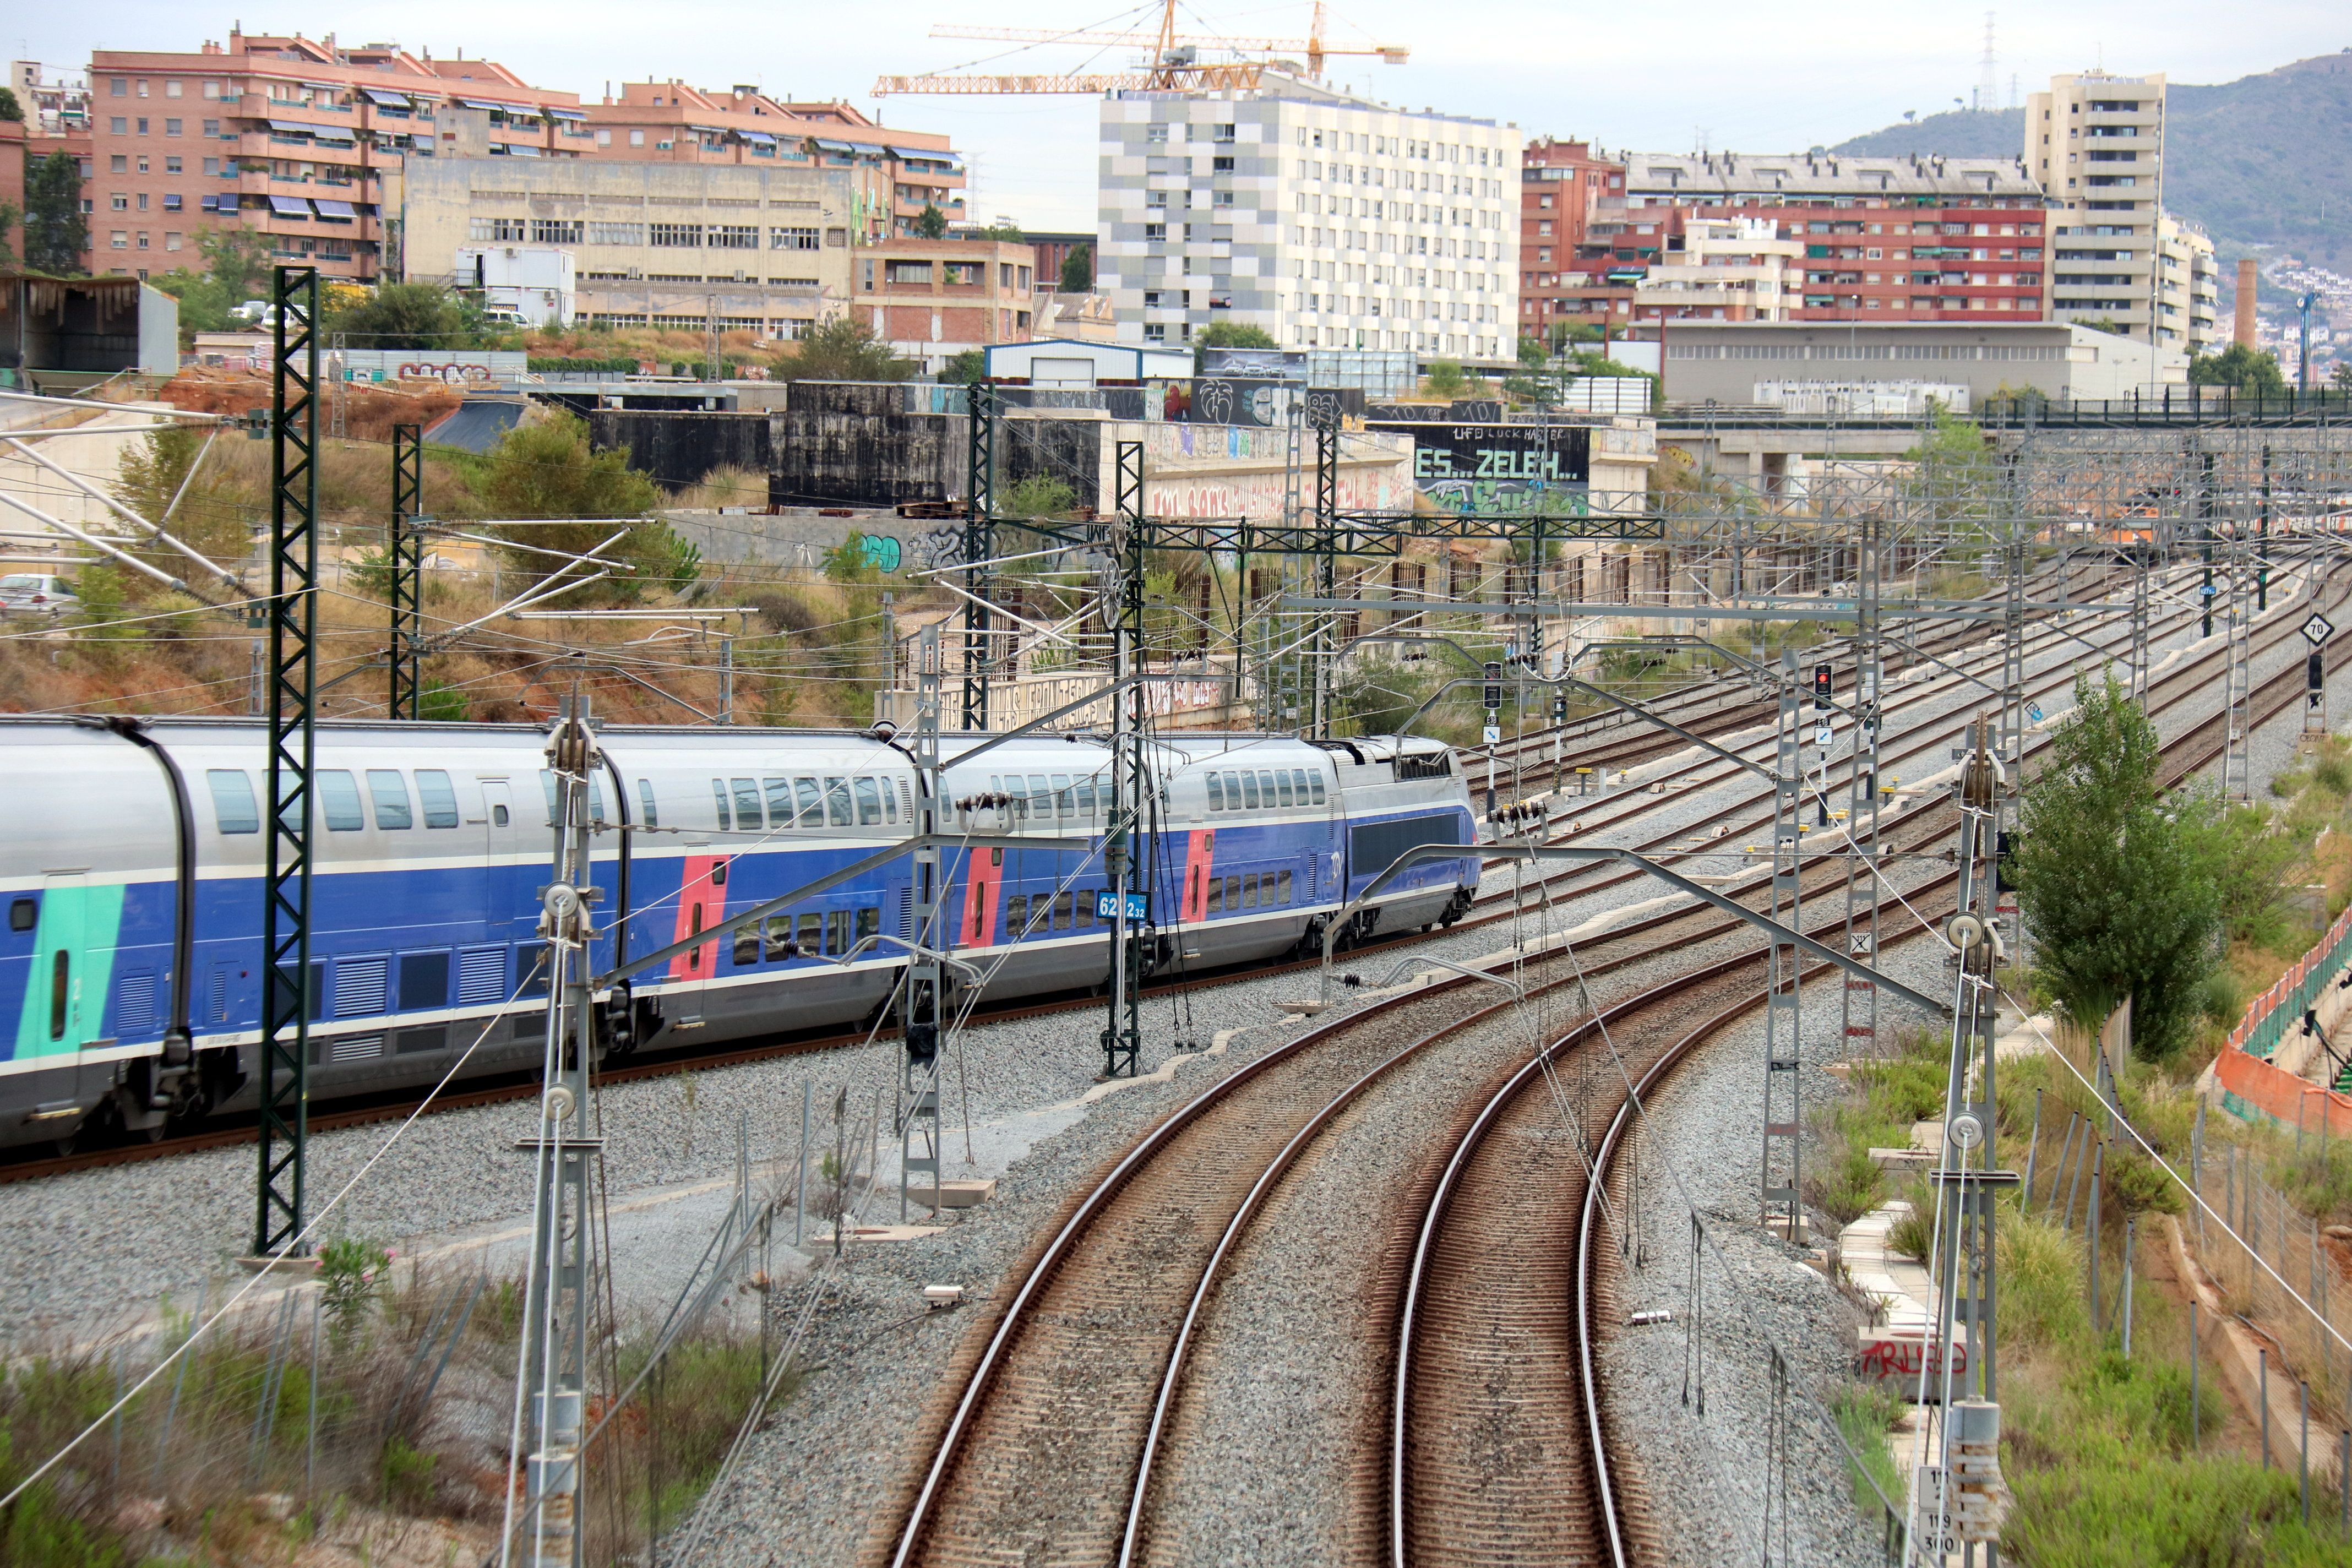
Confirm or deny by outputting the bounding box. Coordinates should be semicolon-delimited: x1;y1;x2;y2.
254;264;318;1261
513;693;602;1568
1103;440;1148;1079
901;625;946;1219
1760;650;1804;1239
1841;514;1883;1059
962;381;997;730
388;423;424;720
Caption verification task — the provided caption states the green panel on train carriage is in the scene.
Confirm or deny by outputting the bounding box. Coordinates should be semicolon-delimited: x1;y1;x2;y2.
11;879;126;1060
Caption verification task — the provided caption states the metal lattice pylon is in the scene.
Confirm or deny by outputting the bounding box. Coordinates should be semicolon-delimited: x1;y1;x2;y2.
1760;651;1805;1239
1841;514;1883;1060
255;264;318;1260
388;423;425;720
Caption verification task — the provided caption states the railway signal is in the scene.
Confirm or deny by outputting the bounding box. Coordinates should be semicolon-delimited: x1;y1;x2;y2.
1812;663;1833;710
1483;660;1503;712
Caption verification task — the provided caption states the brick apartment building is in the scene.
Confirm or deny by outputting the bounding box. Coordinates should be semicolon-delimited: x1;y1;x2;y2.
851;238;1035;372
1517;143;2055;344
72;30;964;286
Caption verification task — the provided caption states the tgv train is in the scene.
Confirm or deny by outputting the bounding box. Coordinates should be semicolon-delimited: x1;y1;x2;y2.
0;717;1478;1153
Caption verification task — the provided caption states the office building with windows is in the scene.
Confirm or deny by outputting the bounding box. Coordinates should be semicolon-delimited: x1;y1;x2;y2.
401;156;859;337
1097;75;1520;361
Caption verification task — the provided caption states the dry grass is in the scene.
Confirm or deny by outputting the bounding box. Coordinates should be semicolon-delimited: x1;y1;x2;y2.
666;464;770;511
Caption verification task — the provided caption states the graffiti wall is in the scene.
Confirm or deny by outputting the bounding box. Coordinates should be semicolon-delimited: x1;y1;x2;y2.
1365;420;1593;514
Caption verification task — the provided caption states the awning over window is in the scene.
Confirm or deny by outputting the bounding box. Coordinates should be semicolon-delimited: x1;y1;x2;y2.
311;198;357;219
742;130;777;145
503;143;542;157
268;195;311;218
460;97;533;113
546;106;587;121
891;146;962;169
361;88;412;107
813;138;856;154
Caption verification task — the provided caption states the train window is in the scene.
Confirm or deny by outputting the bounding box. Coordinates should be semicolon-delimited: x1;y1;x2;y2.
1277;870;1293;904
711;778;731;831
9;898;34;933
826;909;852;956
1206;772;1223;811
1260;771;1280;808
492;804;509;827
631;778;657;829
1005;894;1029;936
823;778;852;827
367;770;412;830
1298;770;1320;805
731;778;763;831
1075;777;1095;816
49;950;68;1039
587;774;608;825
1224;875;1240;911
417;770;460;828
1276;771;1295;808
1240;771;1259;810
764;916;796;960
881;781;899;824
856;906;880;946
794;911;821;956
1076;891;1096;929
1311;774;1328;804
1053;890;1074;930
1027;776;1051;818
1051;775;1073;818
540;771;559;825
765;777;796;831
318;771;364;831
854;777;883;826
206;769;259;834
1243;874;1259;909
1004;776;1028;820
1207;878;1223;914
792;778;823;827
733;924;760;967
398;951;449;1010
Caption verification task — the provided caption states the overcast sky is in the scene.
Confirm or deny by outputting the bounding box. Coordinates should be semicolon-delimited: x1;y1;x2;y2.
19;2;2346;231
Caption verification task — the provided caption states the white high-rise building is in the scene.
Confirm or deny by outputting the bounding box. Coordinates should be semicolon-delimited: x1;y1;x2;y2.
1098;76;1521;361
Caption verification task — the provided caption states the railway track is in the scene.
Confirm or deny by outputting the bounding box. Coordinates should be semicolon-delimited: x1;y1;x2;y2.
875;556;2337;1568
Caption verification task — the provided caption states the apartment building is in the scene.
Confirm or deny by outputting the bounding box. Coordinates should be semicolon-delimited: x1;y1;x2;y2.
1630;217;1801;322
2024;70;2216;353
402;156;859;337
1098;75;1520;360
580;83;959;241
1613;152;2050;325
10;61;90;135
1518;135;1629;341
850;238;1035;371
75;31;965;286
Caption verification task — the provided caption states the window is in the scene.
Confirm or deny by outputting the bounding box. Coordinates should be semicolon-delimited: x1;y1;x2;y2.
1052;775;1074;818
1296;769;1319;804
165;118;182;136
587;221;644;245
530;218;583;244
1276;771;1294;807
111;193;128;211
734;925;760;967
165;156;182;174
764;916;796;961
469;216;525;242
111;78;127;96
794;777;823;827
650;222;703;247
711;224;759;249
1006;894;1030;936
407;769;458;829
857;906;880;948
731;777;763;830
208;769;259;833
318;771;365;831
9;899;34;933
164;195;182;213
110;154;128;173
1052;890;1075;931
711;778;732;830
1242;771;1260;810
1277;869;1293;904
824;777;853;827
634;778;658;828
795;911;822;956
1207;772;1224;810
1207;877;1223;914
771;225;820;250
826;910;852;955
854;777;883;826
1145;223;1167;243
367;770;412;829
1242;874;1259;909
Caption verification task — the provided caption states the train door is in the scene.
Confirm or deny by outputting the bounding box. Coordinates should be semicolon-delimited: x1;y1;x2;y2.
477;780;515;925
21;873;123;1107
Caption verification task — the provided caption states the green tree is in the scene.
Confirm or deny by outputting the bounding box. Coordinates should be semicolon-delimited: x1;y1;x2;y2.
479;411;697;604
780;315;911;382
913;203;948;239
112;425;252;584
975;220;1024;241
1516;335;1548;369
326;280;475;350
2013;672;2223;1059
2333;362;2352;394
938;349;987;386
0;88;21;121
21;150;88;275
149;228;277;337
1059;243;1093;292
0;200;17;270
2187;342;2289;396
1422;359;1471;398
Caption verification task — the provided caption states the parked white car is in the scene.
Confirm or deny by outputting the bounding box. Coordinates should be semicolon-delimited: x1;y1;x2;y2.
0;573;80;619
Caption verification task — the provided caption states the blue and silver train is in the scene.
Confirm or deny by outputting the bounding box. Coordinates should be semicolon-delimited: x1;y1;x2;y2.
0;717;1478;1153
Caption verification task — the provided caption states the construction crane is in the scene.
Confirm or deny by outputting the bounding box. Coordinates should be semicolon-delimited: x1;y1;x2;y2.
873;1;1407;97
